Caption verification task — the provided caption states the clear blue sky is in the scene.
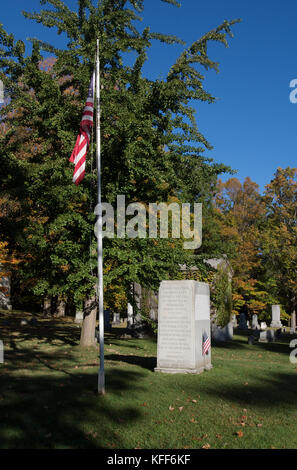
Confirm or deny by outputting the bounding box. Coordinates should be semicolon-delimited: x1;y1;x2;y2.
2;0;297;193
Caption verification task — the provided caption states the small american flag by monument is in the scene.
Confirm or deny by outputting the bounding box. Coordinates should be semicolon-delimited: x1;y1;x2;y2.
202;331;210;355
69;71;95;185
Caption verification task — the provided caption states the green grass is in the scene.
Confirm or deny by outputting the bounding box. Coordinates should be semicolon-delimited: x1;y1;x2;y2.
0;310;297;449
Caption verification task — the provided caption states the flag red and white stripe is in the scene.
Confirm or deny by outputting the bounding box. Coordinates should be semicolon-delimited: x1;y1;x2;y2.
69;72;95;184
202;331;210;355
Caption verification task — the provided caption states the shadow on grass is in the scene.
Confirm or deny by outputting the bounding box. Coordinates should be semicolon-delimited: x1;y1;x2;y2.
213;330;297;357
200;371;297;409
0;311;80;347
106;353;156;372
0;363;145;449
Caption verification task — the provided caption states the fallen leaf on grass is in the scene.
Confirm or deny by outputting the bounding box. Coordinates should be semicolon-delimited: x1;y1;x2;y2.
202;443;211;449
179;407;184;412
236;430;244;438
192;399;197;403
169;405;174;411
190;418;197;423
216;434;223;439
257;424;263;427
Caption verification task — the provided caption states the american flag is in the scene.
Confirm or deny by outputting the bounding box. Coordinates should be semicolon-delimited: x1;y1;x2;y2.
202;331;210;355
69;71;95;185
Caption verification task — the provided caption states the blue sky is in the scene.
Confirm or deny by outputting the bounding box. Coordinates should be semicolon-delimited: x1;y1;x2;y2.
2;0;297;193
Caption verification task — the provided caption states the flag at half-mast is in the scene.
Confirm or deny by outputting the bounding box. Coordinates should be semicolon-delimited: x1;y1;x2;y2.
69;71;95;185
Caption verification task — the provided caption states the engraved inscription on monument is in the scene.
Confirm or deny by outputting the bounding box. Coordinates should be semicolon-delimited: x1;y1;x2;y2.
155;280;212;374
157;283;195;369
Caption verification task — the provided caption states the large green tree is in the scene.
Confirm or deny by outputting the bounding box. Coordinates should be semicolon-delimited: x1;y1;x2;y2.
0;0;239;344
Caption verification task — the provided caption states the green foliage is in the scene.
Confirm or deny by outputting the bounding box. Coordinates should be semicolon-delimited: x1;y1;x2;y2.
211;266;232;327
0;1;240;308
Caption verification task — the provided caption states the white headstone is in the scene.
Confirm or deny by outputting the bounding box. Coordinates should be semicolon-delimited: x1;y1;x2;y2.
0;267;12;310
127;303;134;327
259;329;275;343
75;311;84;324
155;280;212;374
260;321;267;330
231;314;238;327
270;305;282;328
113;313;120;324
252;314;260;330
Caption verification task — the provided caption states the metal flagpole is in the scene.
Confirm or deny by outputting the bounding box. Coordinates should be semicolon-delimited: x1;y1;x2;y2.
96;38;105;395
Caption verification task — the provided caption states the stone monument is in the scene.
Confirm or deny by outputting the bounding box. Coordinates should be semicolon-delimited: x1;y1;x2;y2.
252;314;260;330
127;302;134;327
75;311;84;324
112;313;121;324
104;309;111;331
155;280;212;374
231;314;238;328
0;267;12;311
259;329;275;343
238;312;248;330
270;305;282;328
211;322;233;342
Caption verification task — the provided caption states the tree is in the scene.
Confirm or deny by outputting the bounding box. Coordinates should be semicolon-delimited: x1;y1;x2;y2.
0;0;240;345
261;167;297;327
214;177;269;320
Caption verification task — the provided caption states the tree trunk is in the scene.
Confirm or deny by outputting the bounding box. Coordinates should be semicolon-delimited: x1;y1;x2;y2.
54;297;66;318
43;297;52;316
80;296;97;347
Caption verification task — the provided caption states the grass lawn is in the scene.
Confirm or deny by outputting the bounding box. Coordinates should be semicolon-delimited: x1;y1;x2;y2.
0;310;297;449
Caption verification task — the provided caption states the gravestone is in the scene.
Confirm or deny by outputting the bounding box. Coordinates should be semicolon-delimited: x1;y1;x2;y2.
238;313;248;330
155;280;212;374
0;267;12;311
270;305;282;328
259;329;275;343
252;314;260;330
104;309;111;331
113;313;121;324
231;314;238;328
248;335;255;345
211;322;233;342
260;322;267;330
127;303;134;327
75;311;84;324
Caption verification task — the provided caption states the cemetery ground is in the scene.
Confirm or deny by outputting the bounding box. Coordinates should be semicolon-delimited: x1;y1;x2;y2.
0;310;297;450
